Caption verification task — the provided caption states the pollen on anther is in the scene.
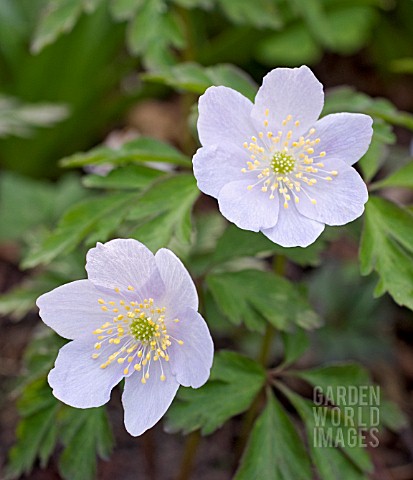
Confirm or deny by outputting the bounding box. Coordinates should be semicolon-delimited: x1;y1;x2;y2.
127;285;134;291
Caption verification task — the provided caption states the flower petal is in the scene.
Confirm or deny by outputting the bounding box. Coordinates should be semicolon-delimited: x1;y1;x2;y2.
312;113;373;165
86;239;165;301
48;335;124;408
168;308;213;389
192;144;248;198
262;202;324;247
252;66;324;137
155;249;198;318
37;280;116;340
198;86;255;148
122;361;179;436
218;179;279;231
295;158;368;226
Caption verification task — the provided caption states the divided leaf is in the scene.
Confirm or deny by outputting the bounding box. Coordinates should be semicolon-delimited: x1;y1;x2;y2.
212;225;326;268
22;193;137;268
235;392;312;480
166;351;266;435
360;196;413;310
207;269;321;333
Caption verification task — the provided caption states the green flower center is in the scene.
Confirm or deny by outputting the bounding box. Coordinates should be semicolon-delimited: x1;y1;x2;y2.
271;152;295;174
129;316;157;342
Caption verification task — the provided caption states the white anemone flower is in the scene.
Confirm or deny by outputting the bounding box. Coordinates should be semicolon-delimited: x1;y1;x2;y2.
193;66;373;247
36;239;214;436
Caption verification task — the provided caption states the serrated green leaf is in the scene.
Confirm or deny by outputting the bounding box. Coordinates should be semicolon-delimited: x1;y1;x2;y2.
360;196;413;310
31;0;84;54
279;385;372;480
371;160;413;190
127;173;199;250
143;62;257;100
126;0;184;67
22;193;137;268
235;392;312;480
61;137;190;168
212;225;325;268
207;269;321;333
166;351;266;435
59;407;114;480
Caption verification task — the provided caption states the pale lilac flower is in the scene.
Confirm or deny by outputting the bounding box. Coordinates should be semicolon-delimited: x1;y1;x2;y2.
36;239;213;436
193;66;372;247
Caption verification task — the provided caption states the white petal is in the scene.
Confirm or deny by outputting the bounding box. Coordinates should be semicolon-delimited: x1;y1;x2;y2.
155;249;198;318
295;159;368;226
218;179;279;232
198;86;255;148
168;308;213;389
37;280;116;340
312;113;373;165
252;66;324;138
192;144;249;198
262;202;324;247
122;361;179;436
48;335;124;408
86;239;165;301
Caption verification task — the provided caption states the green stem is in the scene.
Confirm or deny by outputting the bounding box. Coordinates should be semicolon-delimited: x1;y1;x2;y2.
176;430;201;480
235;255;286;463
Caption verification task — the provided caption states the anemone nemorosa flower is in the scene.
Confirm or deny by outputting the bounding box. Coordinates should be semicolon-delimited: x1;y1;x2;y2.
193;66;373;247
36;239;213;436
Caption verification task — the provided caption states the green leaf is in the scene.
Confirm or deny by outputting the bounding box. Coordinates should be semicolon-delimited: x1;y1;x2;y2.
82;164;165;190
212;225;325;268
290;0;333;48
280;328;310;369
371;160;413;190
126;0;185;67
324;87;413;131
0;273;64;321
217;0;282;29
6;379;60;479
0;172;88;242
360;196;413;310
59;407;113;480
22;193;137;268
235;392;312;480
60;137;190;168
257;24;321;67
279;385;372;480
327;6;377;54
166;351;266;435
143;62;258;100
127;173;199;250
206;269;321;333
109;0;144;20
31;0;85;54
295;363;371;392
0;94;68;138
358;121;393;182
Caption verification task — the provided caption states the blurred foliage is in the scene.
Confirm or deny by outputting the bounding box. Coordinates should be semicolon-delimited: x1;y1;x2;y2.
5;331;113;480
